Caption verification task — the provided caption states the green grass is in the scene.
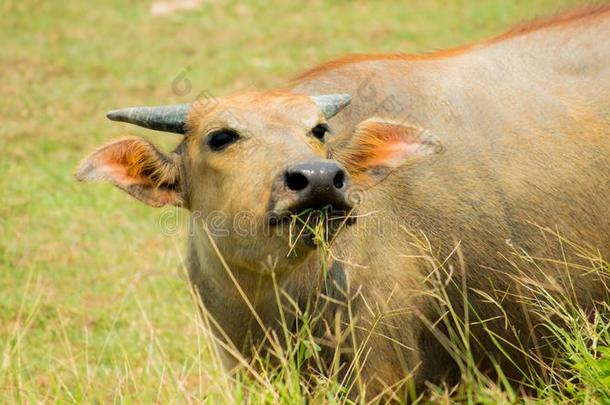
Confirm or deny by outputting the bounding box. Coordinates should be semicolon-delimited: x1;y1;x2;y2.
2;0;607;402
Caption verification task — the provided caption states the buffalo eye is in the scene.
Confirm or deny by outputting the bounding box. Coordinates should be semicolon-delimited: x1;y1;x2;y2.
311;124;330;141
207;129;239;151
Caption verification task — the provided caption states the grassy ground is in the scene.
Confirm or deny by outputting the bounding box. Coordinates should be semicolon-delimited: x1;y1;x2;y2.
1;0;605;402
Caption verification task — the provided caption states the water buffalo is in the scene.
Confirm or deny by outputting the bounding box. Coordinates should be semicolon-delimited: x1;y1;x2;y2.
76;6;610;399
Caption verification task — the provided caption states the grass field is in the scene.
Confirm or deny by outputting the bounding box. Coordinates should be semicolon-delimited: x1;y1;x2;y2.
2;0;608;402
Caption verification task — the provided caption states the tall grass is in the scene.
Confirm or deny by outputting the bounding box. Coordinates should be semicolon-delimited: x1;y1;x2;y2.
156;216;610;403
2;207;609;402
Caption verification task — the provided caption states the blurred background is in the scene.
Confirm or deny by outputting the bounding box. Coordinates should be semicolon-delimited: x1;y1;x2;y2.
0;0;585;401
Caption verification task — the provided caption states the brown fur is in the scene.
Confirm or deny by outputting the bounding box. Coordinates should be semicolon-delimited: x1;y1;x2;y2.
294;4;610;82
494;4;610;41
293;47;473;83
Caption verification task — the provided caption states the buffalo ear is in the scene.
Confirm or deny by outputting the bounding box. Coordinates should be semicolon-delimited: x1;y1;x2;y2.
75;137;183;207
333;118;442;188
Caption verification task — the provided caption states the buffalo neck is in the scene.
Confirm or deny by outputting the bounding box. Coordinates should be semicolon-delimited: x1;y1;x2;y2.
186;219;328;353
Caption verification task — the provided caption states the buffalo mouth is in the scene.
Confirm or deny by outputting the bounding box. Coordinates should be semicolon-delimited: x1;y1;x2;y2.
267;200;356;248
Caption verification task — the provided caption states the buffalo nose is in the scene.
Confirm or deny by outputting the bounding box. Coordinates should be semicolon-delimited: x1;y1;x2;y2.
285;159;347;195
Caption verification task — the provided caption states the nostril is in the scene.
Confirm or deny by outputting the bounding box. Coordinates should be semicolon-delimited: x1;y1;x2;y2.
285;171;309;191
333;170;346;189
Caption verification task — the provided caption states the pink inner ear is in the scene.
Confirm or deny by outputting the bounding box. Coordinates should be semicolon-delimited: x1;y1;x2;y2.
373;142;424;168
361;121;428;168
86;157;149;188
336;120;440;188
